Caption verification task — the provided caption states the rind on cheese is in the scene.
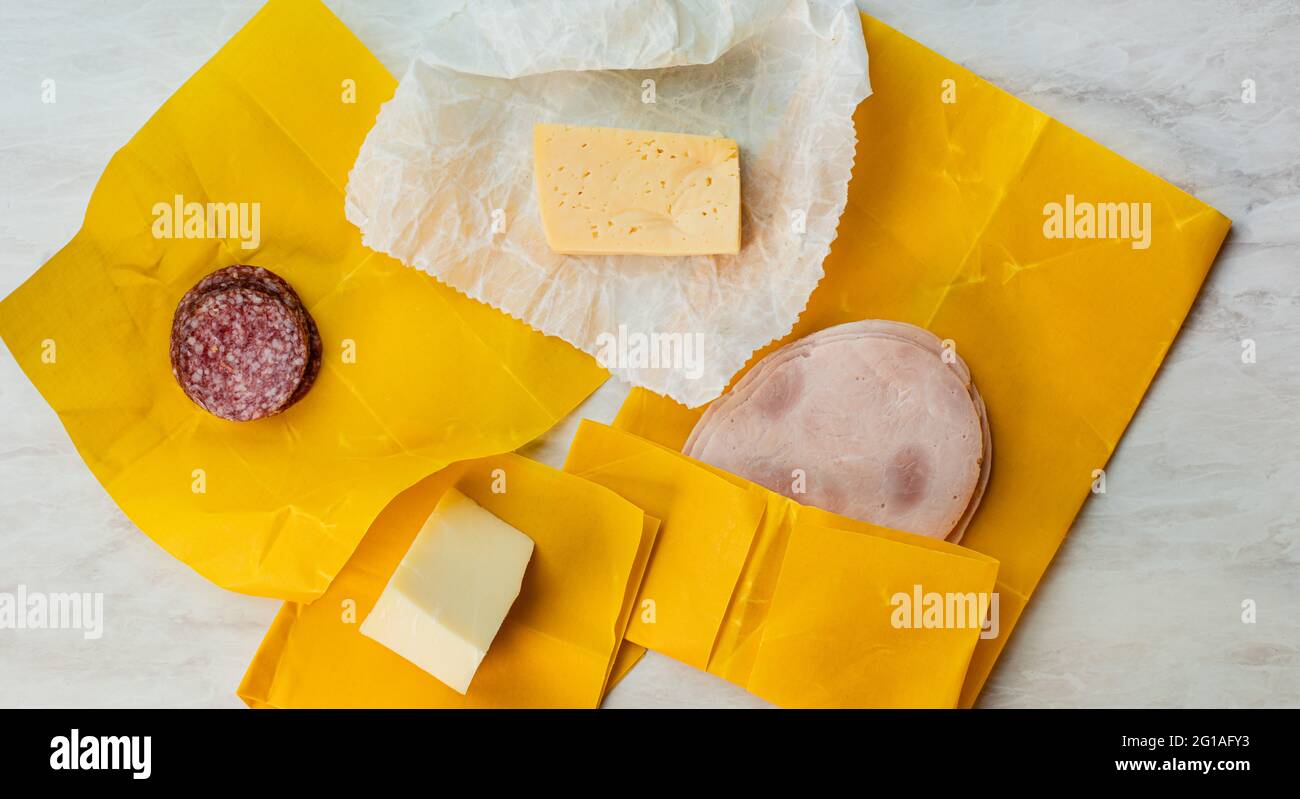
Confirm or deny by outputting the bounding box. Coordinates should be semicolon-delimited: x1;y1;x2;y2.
533;123;741;256
360;488;534;695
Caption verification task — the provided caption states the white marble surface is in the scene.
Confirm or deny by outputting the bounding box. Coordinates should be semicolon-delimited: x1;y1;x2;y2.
0;0;1296;708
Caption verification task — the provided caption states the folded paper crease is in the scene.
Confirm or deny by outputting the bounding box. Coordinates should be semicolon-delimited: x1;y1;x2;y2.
610;14;1231;707
238;453;655;708
0;0;608;602
563;421;1001;708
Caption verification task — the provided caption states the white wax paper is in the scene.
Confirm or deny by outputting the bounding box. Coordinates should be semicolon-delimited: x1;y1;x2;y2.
346;0;870;407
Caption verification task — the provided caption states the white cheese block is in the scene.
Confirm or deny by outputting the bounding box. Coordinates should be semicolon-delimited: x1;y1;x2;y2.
533;123;741;255
360;488;535;695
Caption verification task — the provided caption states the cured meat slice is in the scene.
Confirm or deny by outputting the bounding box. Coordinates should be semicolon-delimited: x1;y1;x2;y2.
948;383;990;545
684;320;991;542
173;265;321;408
170;286;309;422
686;321;973;464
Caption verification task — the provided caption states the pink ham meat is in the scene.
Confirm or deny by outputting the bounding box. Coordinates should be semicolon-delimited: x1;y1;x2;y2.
684;320;991;543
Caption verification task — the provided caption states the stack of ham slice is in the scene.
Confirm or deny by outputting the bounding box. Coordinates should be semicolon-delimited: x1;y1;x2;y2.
684;320;990;543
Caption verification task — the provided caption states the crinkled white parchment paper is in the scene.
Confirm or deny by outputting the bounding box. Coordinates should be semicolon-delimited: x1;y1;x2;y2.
346;0;870;407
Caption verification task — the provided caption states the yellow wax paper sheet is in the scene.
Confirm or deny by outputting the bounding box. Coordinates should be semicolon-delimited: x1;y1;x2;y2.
0;0;607;602
238;453;655;708
565;421;1000;708
612;15;1231;707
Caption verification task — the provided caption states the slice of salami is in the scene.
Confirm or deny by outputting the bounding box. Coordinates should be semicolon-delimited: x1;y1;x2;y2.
171;265;322;416
170;286;309;422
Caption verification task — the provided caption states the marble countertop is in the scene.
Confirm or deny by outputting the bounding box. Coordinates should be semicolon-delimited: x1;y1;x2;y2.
1;0;1296;708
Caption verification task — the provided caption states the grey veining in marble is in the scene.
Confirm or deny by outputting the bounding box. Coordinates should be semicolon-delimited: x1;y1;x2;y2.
0;0;1296;708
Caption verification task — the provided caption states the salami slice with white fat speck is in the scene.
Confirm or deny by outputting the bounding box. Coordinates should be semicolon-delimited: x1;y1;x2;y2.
172;265;321;410
170;286;309;421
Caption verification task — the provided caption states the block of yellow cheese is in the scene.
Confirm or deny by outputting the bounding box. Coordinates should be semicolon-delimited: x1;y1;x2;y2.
533;123;741;256
359;488;534;695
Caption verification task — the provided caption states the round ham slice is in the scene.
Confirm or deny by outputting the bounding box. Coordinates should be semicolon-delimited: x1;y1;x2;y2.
684;320;991;542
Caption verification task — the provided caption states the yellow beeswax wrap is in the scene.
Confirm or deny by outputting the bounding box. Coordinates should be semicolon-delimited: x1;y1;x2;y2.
611;15;1231;707
238;453;655;708
565;422;1001;708
0;0;607;602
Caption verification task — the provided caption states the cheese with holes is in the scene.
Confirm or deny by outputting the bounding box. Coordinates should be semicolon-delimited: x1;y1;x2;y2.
360;488;534;695
533;123;741;256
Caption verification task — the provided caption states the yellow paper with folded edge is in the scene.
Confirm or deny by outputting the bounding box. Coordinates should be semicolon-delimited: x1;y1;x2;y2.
0;0;608;601
565;421;1001;708
238;452;656;708
612;15;1231;706
559;419;769;670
